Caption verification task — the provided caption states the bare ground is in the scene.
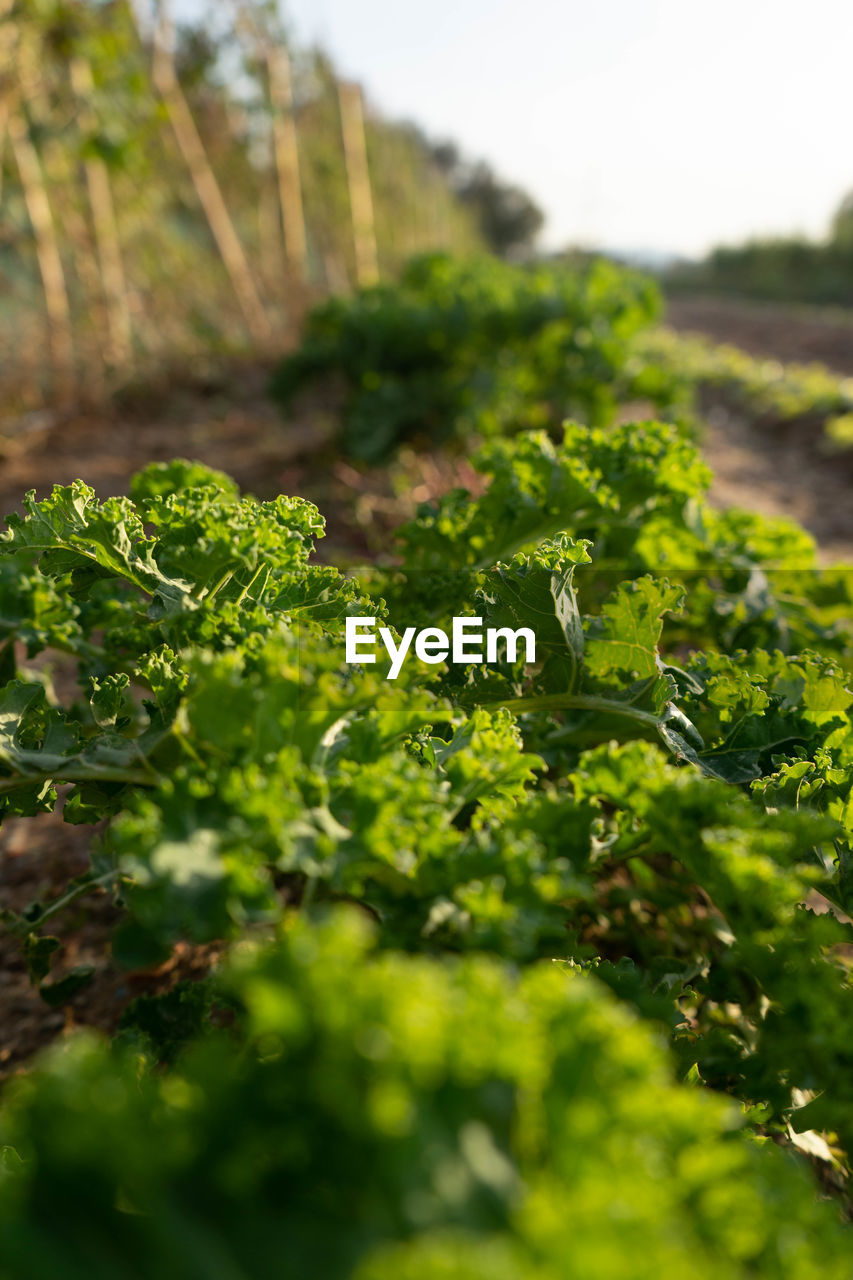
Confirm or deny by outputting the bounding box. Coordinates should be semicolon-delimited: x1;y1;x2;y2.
666;295;853;374
666;296;853;561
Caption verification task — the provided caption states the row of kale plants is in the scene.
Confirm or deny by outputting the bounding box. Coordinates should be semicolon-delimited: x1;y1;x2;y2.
0;257;851;1275
272;252;853;460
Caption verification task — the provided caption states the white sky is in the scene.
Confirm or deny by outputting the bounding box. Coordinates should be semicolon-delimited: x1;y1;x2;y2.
177;0;853;258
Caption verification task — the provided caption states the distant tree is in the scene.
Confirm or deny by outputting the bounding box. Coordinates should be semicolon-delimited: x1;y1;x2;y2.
429;142;543;259
456;162;543;259
429;140;461;175
830;190;853;250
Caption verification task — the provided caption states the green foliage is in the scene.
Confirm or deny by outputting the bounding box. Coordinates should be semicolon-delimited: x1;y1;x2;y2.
667;196;853;306
3;261;853;1266
640;328;853;454
429;141;545;257
272;253;683;461
0;912;848;1280
117;979;216;1064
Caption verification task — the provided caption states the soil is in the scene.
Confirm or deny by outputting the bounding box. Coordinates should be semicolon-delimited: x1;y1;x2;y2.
688;396;853;564
0;801;222;1080
0;359;325;519
666;295;853;374
665;296;853;562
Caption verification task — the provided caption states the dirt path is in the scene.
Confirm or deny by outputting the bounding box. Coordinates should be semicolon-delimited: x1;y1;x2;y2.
0;360;325;519
694;401;853;563
666;295;853;375
665;295;853;562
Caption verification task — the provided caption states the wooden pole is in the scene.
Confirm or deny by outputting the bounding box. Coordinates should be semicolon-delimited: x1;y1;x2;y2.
338;80;379;288
69;56;133;369
231;4;308;282
42;132;108;402
0;0;15;203
0;98;7;203
148;2;271;344
7;108;76;406
267;41;309;280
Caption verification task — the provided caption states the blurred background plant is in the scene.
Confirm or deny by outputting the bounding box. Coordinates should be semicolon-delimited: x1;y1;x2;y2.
665;188;853;309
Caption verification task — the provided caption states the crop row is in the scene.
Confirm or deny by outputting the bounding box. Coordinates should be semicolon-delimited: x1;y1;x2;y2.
0;256;852;1275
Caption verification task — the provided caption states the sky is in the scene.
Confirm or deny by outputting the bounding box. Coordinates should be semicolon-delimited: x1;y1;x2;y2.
176;0;853;258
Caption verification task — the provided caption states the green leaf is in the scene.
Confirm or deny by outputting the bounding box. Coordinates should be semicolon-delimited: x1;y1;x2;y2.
23;933;61;983
584;578;685;681
39;965;96;1007
90;673;130;728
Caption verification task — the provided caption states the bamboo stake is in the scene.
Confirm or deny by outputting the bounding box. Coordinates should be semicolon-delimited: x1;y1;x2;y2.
7;109;76;405
69;56;133;369
18;8;106;400
0;0;14;203
148;3;271;344
42;135;108;402
0;98;7;203
231;3;308;282
338;80;379;288
267;41;308;280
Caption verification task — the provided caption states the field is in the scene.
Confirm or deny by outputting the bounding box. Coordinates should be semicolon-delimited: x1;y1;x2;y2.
0;251;851;1276
3;6;853;1273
